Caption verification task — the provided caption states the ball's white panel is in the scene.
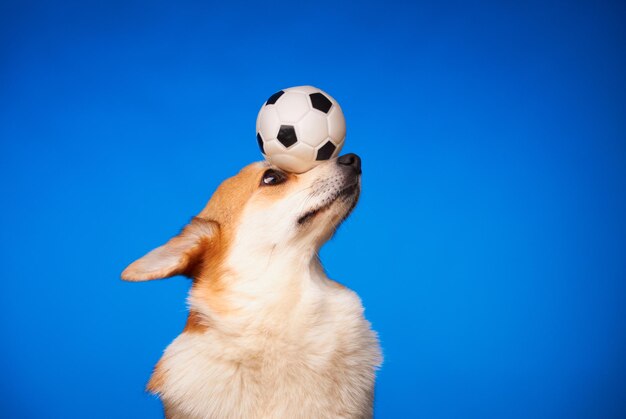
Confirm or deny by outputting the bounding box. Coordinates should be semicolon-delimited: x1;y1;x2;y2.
295;111;329;147
285;85;320;95
257;106;281;141
332;124;346;159
268;153;316;174
331;138;344;158
274;91;310;123
289;141;315;162
262;139;287;156
327;105;346;143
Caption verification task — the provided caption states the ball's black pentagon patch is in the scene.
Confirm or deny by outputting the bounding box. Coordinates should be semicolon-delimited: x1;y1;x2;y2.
266;90;285;105
257;133;265;154
277;125;297;148
316;140;336;160
309;92;332;113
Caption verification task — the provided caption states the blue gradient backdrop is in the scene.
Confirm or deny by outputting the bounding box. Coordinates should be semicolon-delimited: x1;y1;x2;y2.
2;1;625;418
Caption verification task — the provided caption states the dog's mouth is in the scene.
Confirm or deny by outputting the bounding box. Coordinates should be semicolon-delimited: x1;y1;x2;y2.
297;183;359;225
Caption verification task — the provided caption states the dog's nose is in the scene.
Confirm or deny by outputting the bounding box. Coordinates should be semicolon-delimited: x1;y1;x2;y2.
337;153;362;174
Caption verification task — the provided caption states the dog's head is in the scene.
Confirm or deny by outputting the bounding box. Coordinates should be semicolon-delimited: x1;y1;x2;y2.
121;154;361;282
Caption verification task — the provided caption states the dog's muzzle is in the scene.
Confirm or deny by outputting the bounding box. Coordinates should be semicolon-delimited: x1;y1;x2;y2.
297;154;362;225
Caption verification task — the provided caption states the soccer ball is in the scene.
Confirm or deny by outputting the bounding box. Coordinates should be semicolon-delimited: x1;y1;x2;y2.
256;86;346;173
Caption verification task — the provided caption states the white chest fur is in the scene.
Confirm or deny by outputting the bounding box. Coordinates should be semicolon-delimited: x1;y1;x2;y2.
153;272;381;419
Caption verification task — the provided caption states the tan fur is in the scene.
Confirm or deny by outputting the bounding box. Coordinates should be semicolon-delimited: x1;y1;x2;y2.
123;160;381;419
183;311;210;334
146;359;166;394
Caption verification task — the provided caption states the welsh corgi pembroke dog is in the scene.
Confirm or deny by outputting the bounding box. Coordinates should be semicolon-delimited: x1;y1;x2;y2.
122;154;382;419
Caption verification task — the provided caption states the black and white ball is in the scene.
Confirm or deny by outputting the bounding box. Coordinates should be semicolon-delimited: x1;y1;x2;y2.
256;86;346;173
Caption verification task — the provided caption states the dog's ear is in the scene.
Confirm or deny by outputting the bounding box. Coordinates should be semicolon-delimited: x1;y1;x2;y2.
121;217;219;282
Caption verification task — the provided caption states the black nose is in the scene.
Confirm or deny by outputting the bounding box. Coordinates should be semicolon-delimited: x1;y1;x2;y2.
337;153;362;174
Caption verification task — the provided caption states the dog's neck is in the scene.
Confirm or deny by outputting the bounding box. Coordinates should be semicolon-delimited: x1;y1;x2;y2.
188;236;329;334
232;237;321;279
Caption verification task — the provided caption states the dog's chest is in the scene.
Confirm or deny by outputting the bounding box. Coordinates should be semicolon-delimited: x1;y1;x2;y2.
153;289;380;419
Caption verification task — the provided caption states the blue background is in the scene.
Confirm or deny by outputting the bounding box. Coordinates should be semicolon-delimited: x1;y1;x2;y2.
1;1;625;417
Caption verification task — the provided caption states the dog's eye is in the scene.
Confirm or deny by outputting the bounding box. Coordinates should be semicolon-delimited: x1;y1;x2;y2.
261;169;287;186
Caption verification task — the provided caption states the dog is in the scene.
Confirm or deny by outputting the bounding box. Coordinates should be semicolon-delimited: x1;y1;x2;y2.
122;153;382;418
